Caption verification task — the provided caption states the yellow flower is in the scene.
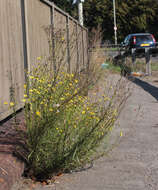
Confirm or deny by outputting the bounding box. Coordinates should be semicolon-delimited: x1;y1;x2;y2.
37;56;42;60
29;89;33;93
59;81;63;85
22;99;26;103
120;131;123;137
24;84;27;89
113;109;118;116
36;90;40;95
36;111;41;117
4;101;8;105
75;80;78;83
60;97;64;101
74;90;78;94
65;93;70;96
49;108;53;112
29;76;34;79
10;102;14;107
61;37;64;41
24;94;27;98
104;97;110;101
82;110;86;114
109;127;113;131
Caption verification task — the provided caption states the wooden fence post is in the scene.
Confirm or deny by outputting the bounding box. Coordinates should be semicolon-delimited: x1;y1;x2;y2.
51;3;56;73
20;0;28;77
76;23;79;72
66;15;71;73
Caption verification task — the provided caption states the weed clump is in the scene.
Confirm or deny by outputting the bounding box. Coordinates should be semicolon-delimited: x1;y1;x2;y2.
23;57;119;179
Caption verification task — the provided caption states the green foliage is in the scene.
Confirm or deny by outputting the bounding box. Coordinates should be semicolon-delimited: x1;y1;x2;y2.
50;0;77;18
116;0;158;41
84;0;158;42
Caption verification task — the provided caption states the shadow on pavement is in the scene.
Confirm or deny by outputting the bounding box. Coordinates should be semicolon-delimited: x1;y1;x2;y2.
132;77;158;101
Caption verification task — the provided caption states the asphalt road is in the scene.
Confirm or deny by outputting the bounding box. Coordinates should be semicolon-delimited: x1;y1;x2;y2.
11;73;158;190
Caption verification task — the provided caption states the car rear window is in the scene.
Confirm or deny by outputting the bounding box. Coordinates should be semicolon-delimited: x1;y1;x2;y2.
135;35;152;42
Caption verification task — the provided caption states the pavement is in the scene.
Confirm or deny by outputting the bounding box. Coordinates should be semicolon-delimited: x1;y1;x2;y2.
9;73;158;190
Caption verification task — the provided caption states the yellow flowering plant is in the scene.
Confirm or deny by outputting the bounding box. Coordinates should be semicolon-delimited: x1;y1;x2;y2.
21;27;130;180
23;59;123;180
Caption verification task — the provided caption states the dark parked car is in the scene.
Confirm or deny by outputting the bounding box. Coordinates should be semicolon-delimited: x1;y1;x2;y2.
121;33;156;51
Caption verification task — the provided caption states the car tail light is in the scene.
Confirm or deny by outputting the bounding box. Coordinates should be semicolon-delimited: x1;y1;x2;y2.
133;36;136;44
151;35;156;43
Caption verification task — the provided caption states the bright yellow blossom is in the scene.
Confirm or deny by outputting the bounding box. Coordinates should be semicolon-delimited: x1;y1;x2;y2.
37;56;42;60
29;76;34;79
10;102;14;107
4;101;8;105
36;111;41;117
29;89;33;93
82;110;86;114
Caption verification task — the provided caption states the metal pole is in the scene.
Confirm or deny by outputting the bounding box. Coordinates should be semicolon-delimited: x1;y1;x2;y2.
131;48;136;68
113;0;117;45
145;48;151;76
78;1;83;26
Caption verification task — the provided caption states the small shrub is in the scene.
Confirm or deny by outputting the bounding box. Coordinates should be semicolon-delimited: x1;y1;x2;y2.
23;58;119;179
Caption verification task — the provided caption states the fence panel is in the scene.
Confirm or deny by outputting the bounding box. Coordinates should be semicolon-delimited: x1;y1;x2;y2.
0;0;88;121
0;0;25;120
25;0;51;71
69;19;78;73
53;8;68;71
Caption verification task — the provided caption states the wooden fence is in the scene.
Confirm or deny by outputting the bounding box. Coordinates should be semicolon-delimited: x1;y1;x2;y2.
0;0;89;121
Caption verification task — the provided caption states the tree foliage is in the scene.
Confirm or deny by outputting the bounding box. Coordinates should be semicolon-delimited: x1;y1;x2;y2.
51;0;158;43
